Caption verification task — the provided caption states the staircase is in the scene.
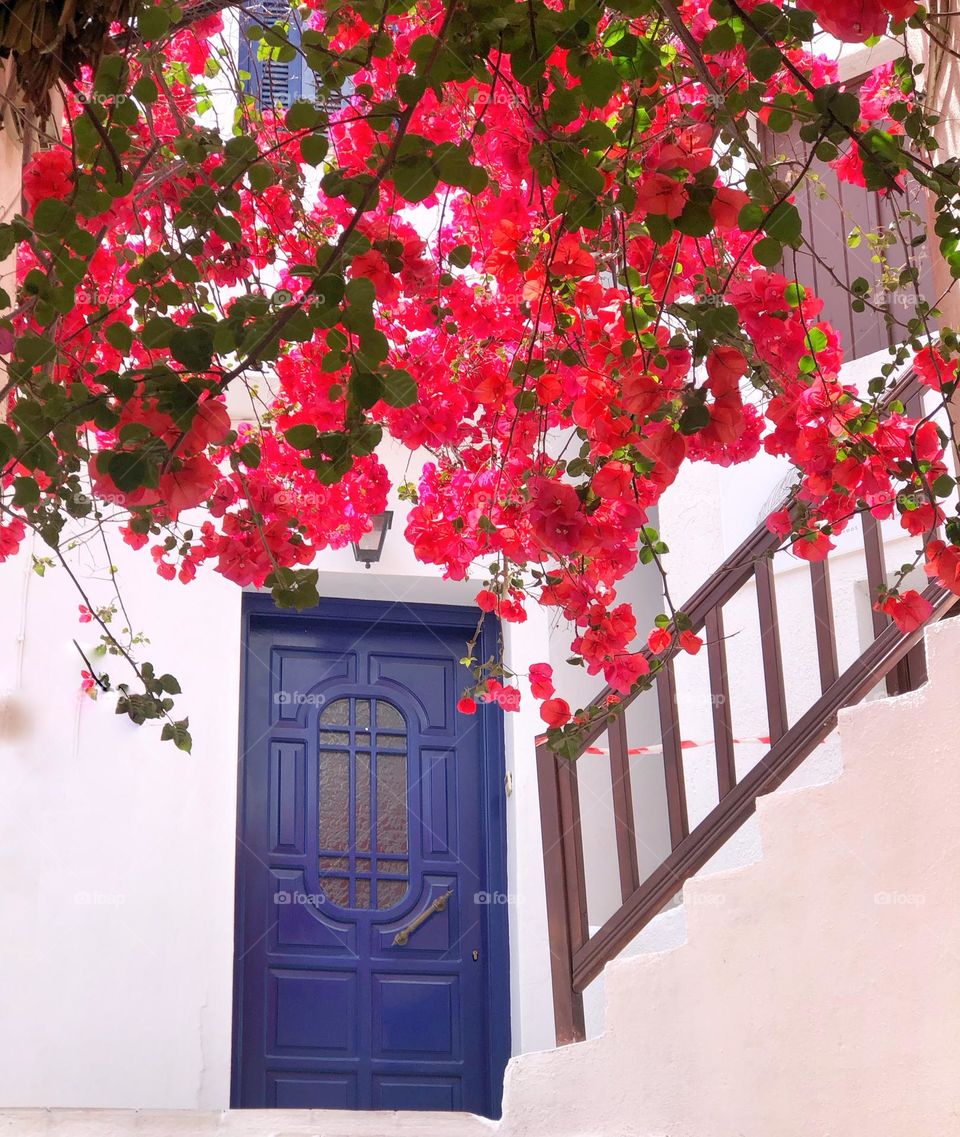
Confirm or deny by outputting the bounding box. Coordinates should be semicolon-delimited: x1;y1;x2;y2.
505;617;960;1137
536;364;959;1044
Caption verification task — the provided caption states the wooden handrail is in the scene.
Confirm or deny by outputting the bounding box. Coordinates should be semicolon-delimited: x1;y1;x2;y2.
570;581;957;994
536;365;956;1044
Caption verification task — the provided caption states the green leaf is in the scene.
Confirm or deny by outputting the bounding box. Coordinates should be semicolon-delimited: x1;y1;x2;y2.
132;76;159;104
16;334;56;367
828;90;861;126
702;22;737;51
285;423;318;449
764;202;802;245
345;276;376;308
266;566;320;610
766;108;794;133
784;282;805;307
449;243;472;269
679;401;711;434
237;442;261;468
547;85;580;126
314;274;345;309
286;99;323;131
105;323;134;353
392;156;438;203
351;369;384;408
646;213;673;244
13;476;40;507
138;5;171;39
805;326;828;354
738;202;764;231
93;54;127;97
107;450;150;491
300;133;328;165
747;45;781;82
675;202;714;238
169;327;214;371
33;197;74;236
247;162;277;192
577;121;616;150
160;718;192;753
580;59;620;107
383;369;417;407
753;237;783;266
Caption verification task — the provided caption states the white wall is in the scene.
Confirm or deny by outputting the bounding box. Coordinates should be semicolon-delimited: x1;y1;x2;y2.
500;617;960;1137
0;433;570;1107
0;533;242;1108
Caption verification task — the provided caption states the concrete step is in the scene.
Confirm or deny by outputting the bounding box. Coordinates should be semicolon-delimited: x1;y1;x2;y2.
0;1108;497;1137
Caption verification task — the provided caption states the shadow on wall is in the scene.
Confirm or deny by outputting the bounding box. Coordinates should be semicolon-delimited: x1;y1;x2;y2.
0;695;32;741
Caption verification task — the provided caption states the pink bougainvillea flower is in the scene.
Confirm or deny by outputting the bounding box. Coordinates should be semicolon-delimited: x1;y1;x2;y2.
476;589;498;612
22;148;74;211
800;0;889;40
925;540;960;595
876;590;933;634
635;173;688;218
679;630;703;655
648;627;672;654
540;697;572;728
792;529;834;562
350;249;400;304
914;346;958;391
551;234;596;279
709;186;750;230
529;663;555;699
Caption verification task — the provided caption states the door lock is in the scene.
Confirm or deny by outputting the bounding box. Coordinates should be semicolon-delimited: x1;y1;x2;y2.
472;949;479;961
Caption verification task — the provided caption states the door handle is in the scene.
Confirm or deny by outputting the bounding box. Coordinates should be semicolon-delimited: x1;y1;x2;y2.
393;889;453;946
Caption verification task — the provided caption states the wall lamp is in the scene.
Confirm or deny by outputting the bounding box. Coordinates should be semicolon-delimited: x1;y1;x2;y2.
351;510;392;568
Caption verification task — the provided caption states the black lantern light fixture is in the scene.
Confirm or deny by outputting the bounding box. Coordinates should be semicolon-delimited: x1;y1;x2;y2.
351;510;393;568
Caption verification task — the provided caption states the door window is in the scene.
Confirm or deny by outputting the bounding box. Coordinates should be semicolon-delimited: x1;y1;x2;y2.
318;697;410;911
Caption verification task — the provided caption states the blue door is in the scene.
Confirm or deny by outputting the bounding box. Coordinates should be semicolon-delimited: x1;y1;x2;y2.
233;597;509;1117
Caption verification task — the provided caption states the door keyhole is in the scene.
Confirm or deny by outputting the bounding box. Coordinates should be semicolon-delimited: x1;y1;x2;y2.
472;949;479;961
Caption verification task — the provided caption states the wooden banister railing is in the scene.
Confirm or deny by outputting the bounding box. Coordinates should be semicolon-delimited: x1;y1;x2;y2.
538;366;960;1045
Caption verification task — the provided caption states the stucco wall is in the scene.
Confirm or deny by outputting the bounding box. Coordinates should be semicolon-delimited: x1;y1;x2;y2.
0;436;565;1107
500;617;960;1137
3;607;958;1136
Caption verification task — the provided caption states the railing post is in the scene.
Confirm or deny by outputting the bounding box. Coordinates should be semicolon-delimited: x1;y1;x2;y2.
755;558;788;742
809;558;839;694
656;659;689;849
608;714;641;901
536;743;586;1045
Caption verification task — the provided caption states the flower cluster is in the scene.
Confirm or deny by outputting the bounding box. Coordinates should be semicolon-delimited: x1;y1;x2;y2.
1;0;955;744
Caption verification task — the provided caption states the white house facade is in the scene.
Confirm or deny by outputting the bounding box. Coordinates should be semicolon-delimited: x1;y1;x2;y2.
1;17;959;1137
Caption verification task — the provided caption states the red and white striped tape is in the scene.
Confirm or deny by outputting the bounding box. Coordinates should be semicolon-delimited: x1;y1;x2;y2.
583;735;771;756
537;735;771;755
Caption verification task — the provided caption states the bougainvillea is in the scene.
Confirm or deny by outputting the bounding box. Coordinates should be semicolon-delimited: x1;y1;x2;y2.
1;0;959;750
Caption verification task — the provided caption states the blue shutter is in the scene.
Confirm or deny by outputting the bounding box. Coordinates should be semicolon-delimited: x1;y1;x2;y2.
238;0;309;109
